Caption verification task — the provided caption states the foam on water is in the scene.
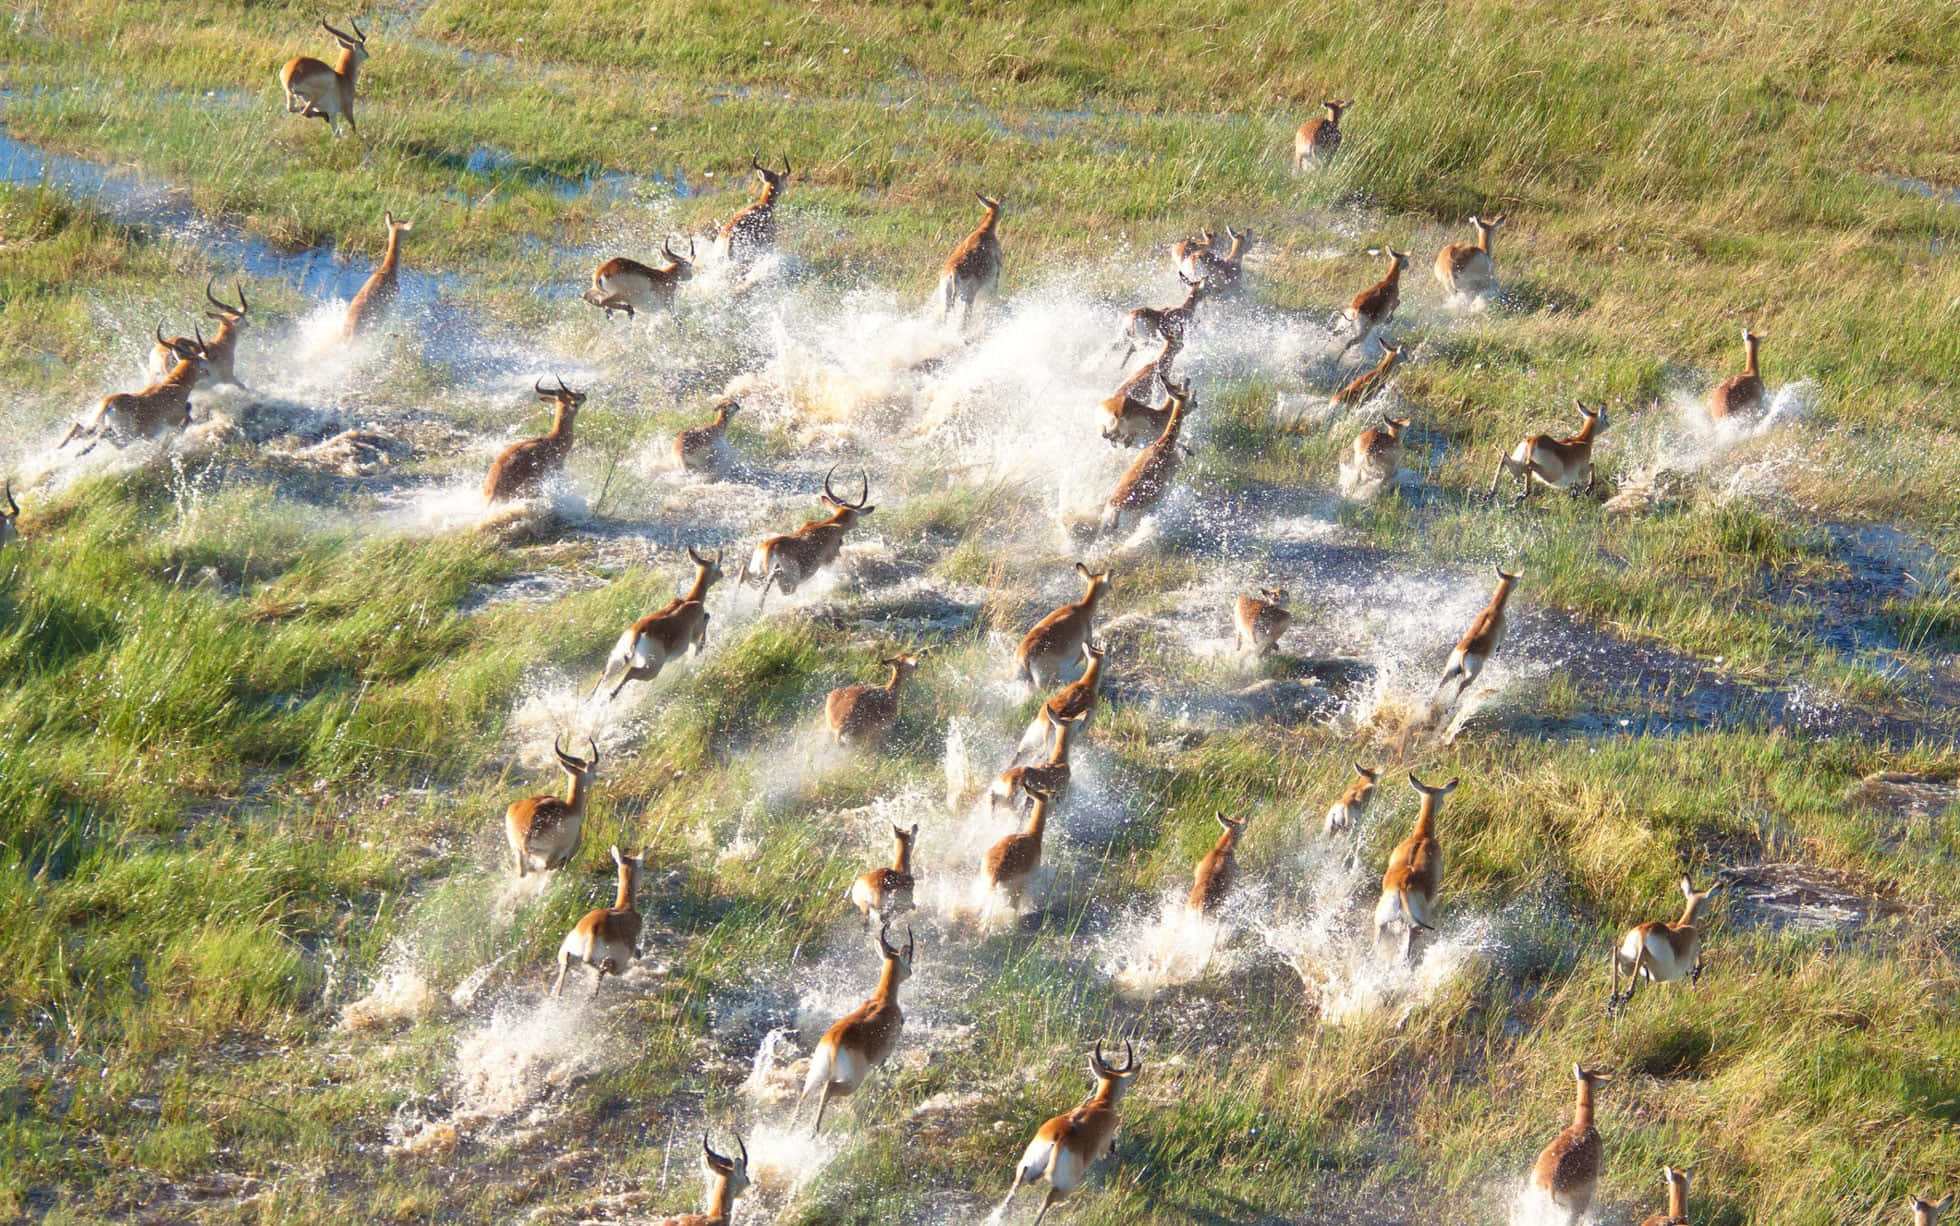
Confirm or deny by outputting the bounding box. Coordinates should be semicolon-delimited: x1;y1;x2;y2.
1508;1180;1595;1226
339;938;438;1031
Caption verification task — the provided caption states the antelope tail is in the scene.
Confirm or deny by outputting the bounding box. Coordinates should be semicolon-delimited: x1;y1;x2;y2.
1397;889;1432;932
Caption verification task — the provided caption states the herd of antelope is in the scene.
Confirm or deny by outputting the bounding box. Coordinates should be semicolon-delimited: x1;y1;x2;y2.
5;22;1927;1225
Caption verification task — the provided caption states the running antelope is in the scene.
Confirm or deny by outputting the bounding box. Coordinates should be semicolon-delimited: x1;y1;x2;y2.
484;376;586;504
582;237;694;320
1708;327;1767;421
1330;341;1402;411
656;1134;749;1226
1233;588;1291;657
826;652;921;747
153;280;248;388
849;824;918;930
552;845;643;997
992;709;1085;813
1036;640;1107;745
1170;229;1218;282
716;153;791;263
280;16;368;138
1374;773;1455;960
984;782;1056;910
1294;100;1350;170
999;1042;1140;1226
0;481;20;551
342;211;412;341
505;736;599;878
1340;415;1411;500
1909;1195;1954;1226
1638;1164;1692;1226
736;467;875;607
1340;248;1408;355
592;547;724;700
1188;813;1249;916
1116;276;1203;366
1101;334;1184;447
1102;380;1192;533
1323;763;1383;834
1431;566;1521;712
1529;1065;1612;1226
60;327;207;454
673;399;740;474
798;924;914;1134
1488;401;1607;503
1017;562;1114;687
1434;214;1504;299
1609;875;1721;1013
1190;228;1252;293
937;194;1004;328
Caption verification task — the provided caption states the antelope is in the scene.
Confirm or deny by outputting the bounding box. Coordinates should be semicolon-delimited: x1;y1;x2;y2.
280;16;368;138
1374;773;1455;959
1340;415;1411;500
505;736;599;878
152;279;248;388
1233;588;1291;657
1100;335;1184;447
1038;641;1107;740
1017;562;1114;688
1323;763;1383;834
1190;228;1252;293
1339;248;1408;355
999;1041;1140;1226
715;152;791;263
1170;229;1217;282
60;327;207;454
992;709;1085;813
1330;341;1403;410
1909;1195;1955;1226
826;652;922;747
984;782;1055;910
592;547;724;700
655;1134;749;1226
1294;99;1350;170
1101;379;1192;534
341;211;412;341
1638;1164;1692;1226
1488;401;1607;503
673;399;740;474
1434;214;1504;298
0;481;19;550
736;467;875;607
849;824;918;930
484;376;586;504
937;194;1004;328
551;845;644;998
1529;1064;1612;1226
1188;813;1248;916
1116;275;1203;366
798;924;914;1133
1709;327;1766;421
1430;566;1521;712
582;237;694;320
1609;875;1722;1013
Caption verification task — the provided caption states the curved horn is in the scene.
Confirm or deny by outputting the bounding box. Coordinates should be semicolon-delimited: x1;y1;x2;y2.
204;276;224;311
821;463;840;504
193;323;207;353
877;922;898;960
904;925;915;962
155;323;168;348
751;151;764;172
321;15;356;42
552;735;581;770
349;16;366;41
664;235;680;261
687;545;709;566
556;373;572;395
702;1132;728;1168
1121;1039;1137;1072
4;481;17;517
234;282;248;315
535;376;552;397
779;152;792;178
854;471;870;509
587;737;599;769
736;1134;748;1167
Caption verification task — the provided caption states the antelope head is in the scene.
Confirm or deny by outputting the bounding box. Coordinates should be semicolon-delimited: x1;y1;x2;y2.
321;15;369;67
819;465;877;518
702;1132;751;1199
1088;1040;1141;1102
536;375;587;421
876;921;916;984
663;234;697;281
752;151;792;198
552;734;599;782
685;545;725;588
203;278;248;330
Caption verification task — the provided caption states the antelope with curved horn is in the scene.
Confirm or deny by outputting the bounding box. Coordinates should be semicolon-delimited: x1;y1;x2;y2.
1709;327;1766;421
1233;588;1291;657
1188;813;1249;916
937;194;1004;328
1101;379;1192;534
1116;275;1204;366
654;1134;750;1226
1528;1064;1612;1226
1435;214;1504;299
673;399;740;474
1294;99;1350;170
1101;334;1184;447
999;1041;1141;1226
1340;414;1411;500
1169;229;1218;282
1489;400;1607;503
60;326;207;455
505;736;599;878
341;211;412;341
826;652;921;747
849;824;918;930
552;844;644;997
715;152;791;263
1017;562;1114;688
1374;773;1455;960
1189;227;1252;293
280;16;368;138
1430;566;1520;713
1638;1164;1692;1226
1909;1195;1955;1226
984;782;1056;910
0;481;20;551
583;236;695;320
736;467;876;607
153;279;249;388
992;709;1086;813
593;547;724;700
1323;762;1383;834
798;924;914;1134
484;376;586;504
1339;248;1408;355
1330;341;1402;411
1609;875;1722;1013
